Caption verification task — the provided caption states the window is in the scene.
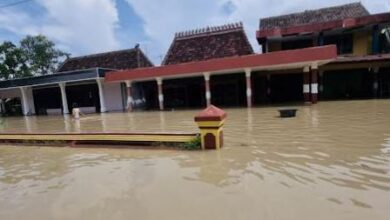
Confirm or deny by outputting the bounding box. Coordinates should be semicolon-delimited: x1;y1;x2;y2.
281;39;313;50
324;34;353;54
380;28;390;53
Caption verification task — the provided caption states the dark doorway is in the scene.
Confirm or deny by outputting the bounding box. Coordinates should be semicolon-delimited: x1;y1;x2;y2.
134;81;159;110
379;67;390;98
210;73;246;107
33;86;62;115
3;98;23;116
66;83;100;112
252;73;269;105
164;77;204;109
321;69;372;100
269;73;303;103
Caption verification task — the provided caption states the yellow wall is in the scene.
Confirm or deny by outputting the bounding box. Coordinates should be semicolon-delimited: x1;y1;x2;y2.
353;31;371;56
267;42;282;52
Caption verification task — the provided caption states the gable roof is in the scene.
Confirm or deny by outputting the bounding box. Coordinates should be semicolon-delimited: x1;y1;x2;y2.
58;47;154;72
259;2;370;31
162;22;254;66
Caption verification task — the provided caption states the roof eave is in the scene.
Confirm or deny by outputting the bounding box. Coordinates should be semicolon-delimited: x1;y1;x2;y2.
257;12;390;40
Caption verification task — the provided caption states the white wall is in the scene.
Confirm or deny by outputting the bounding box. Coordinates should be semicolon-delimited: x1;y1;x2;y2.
0;87;36;115
103;82;124;112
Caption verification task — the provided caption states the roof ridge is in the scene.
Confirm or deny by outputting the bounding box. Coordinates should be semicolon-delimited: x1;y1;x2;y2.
67;48;138;60
174;22;244;40
260;2;367;22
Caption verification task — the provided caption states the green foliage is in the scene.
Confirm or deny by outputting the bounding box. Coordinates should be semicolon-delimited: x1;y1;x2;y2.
0;41;30;80
20;35;69;75
0;35;70;80
180;136;202;151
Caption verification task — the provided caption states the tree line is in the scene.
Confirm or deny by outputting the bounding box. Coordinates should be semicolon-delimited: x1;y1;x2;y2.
0;35;70;80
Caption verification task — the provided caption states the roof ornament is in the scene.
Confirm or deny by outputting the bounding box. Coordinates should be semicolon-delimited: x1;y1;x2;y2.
174;22;244;39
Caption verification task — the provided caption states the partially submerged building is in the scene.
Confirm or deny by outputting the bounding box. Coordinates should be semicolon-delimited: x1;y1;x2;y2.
1;2;390;116
107;2;390;110
0;47;153;116
257;2;390;101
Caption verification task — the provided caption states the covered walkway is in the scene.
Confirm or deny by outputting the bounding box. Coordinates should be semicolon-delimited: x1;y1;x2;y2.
106;45;337;110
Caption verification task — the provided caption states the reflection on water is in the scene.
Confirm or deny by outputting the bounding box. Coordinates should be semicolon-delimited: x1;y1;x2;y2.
0;100;390;220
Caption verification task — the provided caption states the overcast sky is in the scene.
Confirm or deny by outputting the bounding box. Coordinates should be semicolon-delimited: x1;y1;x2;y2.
0;0;389;65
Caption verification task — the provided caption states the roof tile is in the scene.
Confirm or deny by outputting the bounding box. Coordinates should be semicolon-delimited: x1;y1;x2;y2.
163;22;254;65
260;2;370;30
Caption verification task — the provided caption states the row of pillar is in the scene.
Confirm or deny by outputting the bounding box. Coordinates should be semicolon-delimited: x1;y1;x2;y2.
124;69;255;111
124;66;326;111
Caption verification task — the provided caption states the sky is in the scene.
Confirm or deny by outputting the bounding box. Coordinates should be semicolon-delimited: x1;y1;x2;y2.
0;0;389;65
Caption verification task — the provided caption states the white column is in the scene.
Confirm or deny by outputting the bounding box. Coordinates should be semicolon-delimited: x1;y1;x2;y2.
245;68;252;107
125;80;133;111
204;72;211;106
156;77;164;110
20;87;29;116
59;82;69;114
96;78;107;113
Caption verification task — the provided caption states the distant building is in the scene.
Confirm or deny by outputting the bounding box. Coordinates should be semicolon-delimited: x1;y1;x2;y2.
0;47;153;116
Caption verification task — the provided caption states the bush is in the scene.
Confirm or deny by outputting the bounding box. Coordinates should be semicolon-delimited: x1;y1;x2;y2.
180;136;201;151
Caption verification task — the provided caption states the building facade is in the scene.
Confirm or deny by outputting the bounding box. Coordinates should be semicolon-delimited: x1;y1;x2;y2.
1;2;390;116
0;47;153;116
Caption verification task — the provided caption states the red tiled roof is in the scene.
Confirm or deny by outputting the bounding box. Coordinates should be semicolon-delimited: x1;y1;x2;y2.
106;45;337;82
194;105;227;122
259;2;369;31
58;48;154;72
162;22;254;65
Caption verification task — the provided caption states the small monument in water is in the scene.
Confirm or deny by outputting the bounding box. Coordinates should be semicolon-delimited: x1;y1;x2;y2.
194;105;227;150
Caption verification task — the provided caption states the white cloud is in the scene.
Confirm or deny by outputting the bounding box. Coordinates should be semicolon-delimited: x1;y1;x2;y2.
0;0;120;56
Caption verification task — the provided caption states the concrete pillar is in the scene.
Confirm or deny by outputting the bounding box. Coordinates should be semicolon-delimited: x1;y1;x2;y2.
204;72;211;106
125;80;133;111
310;65;319;104
59;82;69;114
245;68;252;107
96;78;107;113
372;67;380;98
303;66;311;103
20;87;30;116
156;77;164;110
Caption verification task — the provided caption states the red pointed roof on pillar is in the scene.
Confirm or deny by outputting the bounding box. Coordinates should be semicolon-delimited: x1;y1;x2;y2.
194;105;227;122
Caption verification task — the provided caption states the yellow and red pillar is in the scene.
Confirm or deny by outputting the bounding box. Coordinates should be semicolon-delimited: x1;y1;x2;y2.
194;105;226;150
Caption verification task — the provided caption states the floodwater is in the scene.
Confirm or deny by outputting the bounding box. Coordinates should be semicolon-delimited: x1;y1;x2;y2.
0;100;390;220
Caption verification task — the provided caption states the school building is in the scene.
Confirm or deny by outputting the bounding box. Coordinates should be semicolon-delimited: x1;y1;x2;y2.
1;2;390;116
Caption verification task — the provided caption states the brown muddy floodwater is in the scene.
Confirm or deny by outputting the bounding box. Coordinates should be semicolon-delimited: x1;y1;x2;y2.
0;100;390;220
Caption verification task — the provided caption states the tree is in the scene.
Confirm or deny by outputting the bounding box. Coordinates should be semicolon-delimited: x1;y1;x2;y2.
20;35;69;75
0;41;31;80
